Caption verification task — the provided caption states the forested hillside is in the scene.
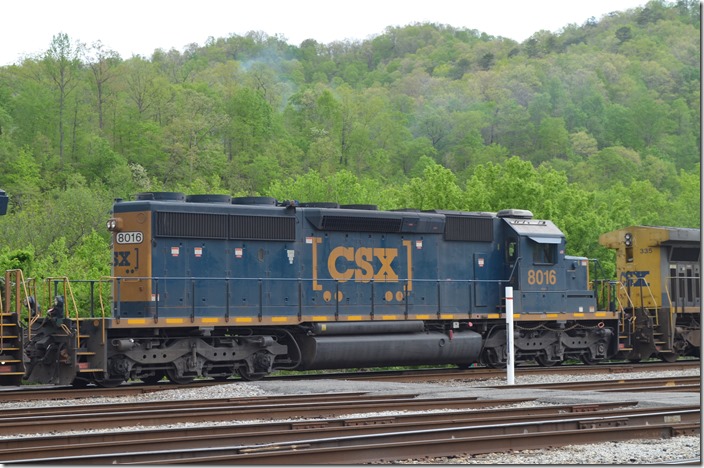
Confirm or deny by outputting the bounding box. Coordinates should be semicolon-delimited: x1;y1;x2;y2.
0;0;699;280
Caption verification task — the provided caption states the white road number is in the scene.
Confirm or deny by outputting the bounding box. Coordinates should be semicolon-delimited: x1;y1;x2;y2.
116;231;143;244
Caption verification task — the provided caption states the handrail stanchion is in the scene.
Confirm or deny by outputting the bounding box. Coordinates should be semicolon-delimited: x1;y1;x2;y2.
505;286;515;385
404;279;409;319
298;280;303;321
154;278;160;322
335;280;340;320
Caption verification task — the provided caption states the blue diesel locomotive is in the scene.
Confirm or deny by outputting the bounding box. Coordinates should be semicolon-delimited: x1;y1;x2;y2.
12;192;619;386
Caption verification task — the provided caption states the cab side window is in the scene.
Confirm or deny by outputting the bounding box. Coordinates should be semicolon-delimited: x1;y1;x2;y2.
533;243;556;265
506;238;518;263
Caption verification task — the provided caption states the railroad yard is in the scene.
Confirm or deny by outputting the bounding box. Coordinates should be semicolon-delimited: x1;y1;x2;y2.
0;361;700;464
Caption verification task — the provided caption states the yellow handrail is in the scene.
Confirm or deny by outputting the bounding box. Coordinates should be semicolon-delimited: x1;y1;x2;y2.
97;276;116;345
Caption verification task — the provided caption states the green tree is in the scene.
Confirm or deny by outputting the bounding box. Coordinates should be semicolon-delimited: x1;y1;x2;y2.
615;26;633;43
535;117;570;163
2;146;42;205
398;162;463;210
464;157;546;212
160;87;228;186
267;169;381;205
667;165;701;227
86;40;120;131
225;86;273;161
42;33;84;165
572;146;642;189
569;131;599;159
78;136;133;192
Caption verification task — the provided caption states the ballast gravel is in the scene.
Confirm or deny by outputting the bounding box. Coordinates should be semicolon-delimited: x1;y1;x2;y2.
389;436;701;464
1;366;700;464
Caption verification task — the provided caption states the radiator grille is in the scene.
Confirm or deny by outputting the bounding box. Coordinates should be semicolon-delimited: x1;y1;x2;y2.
229;215;296;241
444;216;493;242
154;212;295;241
155;212;228;239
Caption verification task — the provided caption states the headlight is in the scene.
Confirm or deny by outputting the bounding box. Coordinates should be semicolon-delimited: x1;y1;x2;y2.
106;218;122;232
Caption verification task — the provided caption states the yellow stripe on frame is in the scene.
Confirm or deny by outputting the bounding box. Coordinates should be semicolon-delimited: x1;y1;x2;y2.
346;316;363;321
488;314;500;319
234;317;253;323
595;312;606;317
415;315;430;319
546;314;558;318
201;318;220;324
312;316;328;321
166;318;184;324
272;317;288;323
440;314;454;319
574;313;585;317
126;319;146;325
381;315;397;320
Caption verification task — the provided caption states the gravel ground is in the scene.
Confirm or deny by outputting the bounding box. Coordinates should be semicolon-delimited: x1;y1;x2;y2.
391;436;702;464
0;366;700;464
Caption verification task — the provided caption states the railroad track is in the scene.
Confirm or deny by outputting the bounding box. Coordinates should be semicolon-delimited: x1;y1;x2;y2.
0;393;532;436
0;360;698;402
1;402;698;464
0;372;699;464
326;360;701;382
492;376;701;393
0;400;634;462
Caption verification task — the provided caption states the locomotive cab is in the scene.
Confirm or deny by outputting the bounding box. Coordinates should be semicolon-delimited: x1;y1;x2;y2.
500;210;595;315
493;210;612;367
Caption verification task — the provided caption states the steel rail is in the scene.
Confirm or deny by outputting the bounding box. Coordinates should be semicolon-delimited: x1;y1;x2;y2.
656;458;702;465
0;360;697;402
0;392;411;417
0;396;532;436
0;401;640;462
4;406;699;464
282;360;701;382
491;376;700;391
0;381;227;402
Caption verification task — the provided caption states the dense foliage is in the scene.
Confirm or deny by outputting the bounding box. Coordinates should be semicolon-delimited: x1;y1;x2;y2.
0;0;699;282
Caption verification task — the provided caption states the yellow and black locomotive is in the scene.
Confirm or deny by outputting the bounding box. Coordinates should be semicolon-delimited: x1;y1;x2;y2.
599;225;700;362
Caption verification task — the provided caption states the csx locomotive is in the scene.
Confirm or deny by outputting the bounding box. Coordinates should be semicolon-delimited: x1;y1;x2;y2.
0;191;698;387
599;225;700;361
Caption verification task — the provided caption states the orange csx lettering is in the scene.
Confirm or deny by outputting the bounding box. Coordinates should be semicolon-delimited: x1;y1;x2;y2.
327;246;399;282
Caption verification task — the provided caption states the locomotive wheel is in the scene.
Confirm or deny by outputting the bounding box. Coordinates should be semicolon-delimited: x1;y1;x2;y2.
166;368;195;385
237;367;267;381
580;354;597;365
658;352;678;363
141;372;166;385
481;348;506;369
93;376;124;388
535;355;561;367
71;377;90;388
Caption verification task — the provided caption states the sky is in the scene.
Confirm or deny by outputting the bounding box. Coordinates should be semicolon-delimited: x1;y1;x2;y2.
1;0;650;66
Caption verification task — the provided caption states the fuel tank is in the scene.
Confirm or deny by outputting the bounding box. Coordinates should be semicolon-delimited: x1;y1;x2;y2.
310;321;425;335
296;330;482;370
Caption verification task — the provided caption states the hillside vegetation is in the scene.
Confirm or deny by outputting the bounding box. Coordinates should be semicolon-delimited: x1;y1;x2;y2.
0;0;699;280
